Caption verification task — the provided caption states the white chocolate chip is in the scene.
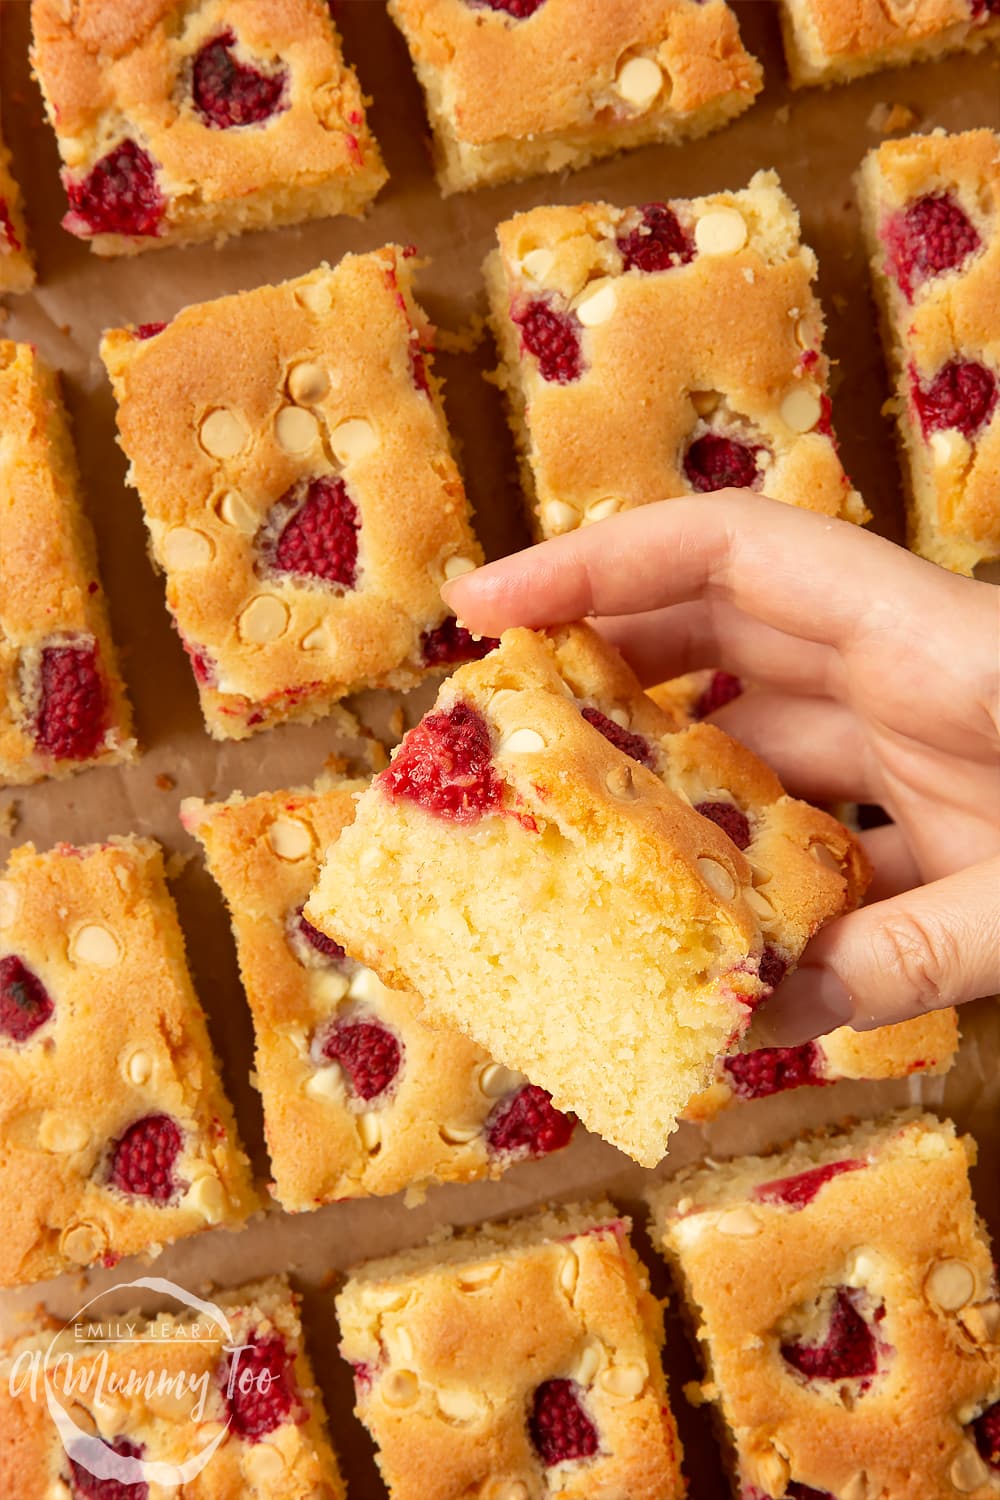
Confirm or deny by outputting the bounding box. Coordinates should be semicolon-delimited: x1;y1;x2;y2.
572;1342;601;1386
216;490;257;533
575;281;617;327
780;386;823;433
607;707;629;728
381;1369;418;1407
267;817;314;861
46;1482;73;1500
492;1485;529;1500
959;1300;1000;1343
479;1063;525;1097
348;967;388;1004
605;764;638;800
930;429;969;467
541;500;579;535
60;1221;107;1266
440;1123;481;1144
925;1259;976;1311
39;1112;89;1154
330;417;376;465
161;526;214;571
810;840;841;872
358;1112;381;1151
498;727;545;754
199;408;249;459
584;497;621;524
615;55;663;109
300;625;327;651
238;594;289;644
443;555;476;581
305;1065;343;1101
0;881;20;929
694;208;748;256
743;886;775;920
296;280;332;315
241;1443;286;1483
521;248;555;282
716;1206;762;1237
69;923;121;968
275;406;320;454
558;1250;579;1298
310;969;350;1005
456;1262;500;1290
187;1173;226;1223
388;1326;414;1364
122;1048;153;1086
951;1447;990;1491
288;362;330;405
364;1285;411;1311
697;857;737;901
599;1363;647;1399
436;1386;488;1423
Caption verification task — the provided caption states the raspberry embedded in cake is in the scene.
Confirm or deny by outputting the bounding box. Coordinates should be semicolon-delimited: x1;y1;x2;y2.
723;1041;828;1100
580;705;653;766
911;358;997;439
512;298;583;384
529;1378;599;1466
753;1159;865;1210
68;1435;147;1500
617;203;694;274
379;701;504;822
884;193;981;301
33;641;109;762
107;1114;183;1203
134;322;166;341
0;955;54;1043
421;618;499;667
263;476;360;590
683;432;765;493
295;907;347;964
224;1331;300;1440
486;1083;575;1159
694;670;743;720
191;29;289;130
320;1019;403;1101
180;636;217;688
694;800;751;850
973;1401;1000;1468
757;945;789;993
780;1286;883;1387
0;199;22;253
467;0;548;15
63;139;165;239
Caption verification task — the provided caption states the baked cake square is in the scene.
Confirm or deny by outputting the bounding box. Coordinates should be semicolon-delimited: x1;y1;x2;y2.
778;0;1000;87
389;0;761;195
102;251;490;740
0;341;135;786
858;128;1000;575
0;129;33;294
0;1276;345;1498
649;1113;1000;1499
336;1200;686;1500
183;775;575;1211
485;172;867;541
306;624;867;1166
0;836;256;1287
30;0;386;255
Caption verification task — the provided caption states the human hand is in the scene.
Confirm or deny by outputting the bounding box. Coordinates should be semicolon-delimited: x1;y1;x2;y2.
442;490;1000;1045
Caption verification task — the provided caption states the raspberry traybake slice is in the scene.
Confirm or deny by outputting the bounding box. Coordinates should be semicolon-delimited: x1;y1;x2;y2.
306;624;868;1166
102;251;491;740
0;341;135;787
184;775;574;1210
336;1200;686;1500
777;0;1000;87
0;836;257;1287
388;0;761;196
29;0;386;256
0;1275;345;1498
858;128;1000;575
0;129;33;294
649;1113;1000;1500
485;172;868;541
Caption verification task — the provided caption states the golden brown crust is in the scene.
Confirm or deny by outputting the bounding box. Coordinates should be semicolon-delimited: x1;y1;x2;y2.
0;131;34;293
0;836;257;1287
779;0;1000;86
30;0;386;254
336;1201;686;1500
0;342;135;786
101;251;484;740
858;128;1000;574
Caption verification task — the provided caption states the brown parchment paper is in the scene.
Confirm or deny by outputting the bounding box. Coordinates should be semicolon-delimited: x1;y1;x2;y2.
1;2;999;1490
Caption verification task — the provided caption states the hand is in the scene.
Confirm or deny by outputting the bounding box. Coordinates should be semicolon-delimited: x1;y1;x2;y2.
442;490;1000;1045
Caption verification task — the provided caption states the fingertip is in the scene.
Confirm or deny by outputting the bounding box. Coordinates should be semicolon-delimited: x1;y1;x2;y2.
750;963;855;1048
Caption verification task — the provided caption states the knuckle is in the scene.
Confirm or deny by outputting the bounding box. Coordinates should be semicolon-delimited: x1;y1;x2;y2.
869;911;960;1010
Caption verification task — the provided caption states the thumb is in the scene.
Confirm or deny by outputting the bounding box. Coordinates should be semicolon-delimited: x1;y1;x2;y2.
753;856;1000;1047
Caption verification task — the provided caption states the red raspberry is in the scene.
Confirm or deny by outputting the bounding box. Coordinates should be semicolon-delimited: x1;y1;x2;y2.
971;0;1000;13
757;945;788;993
617;203;693;273
180;636;217;687
0;955;54;1042
911;359;997;440
683;433;764;493
134;322;166;340
268;477;360;588
486;1084;575;1158
380;701;504;822
321;1020;402;1100
469;0;547;13
34;641;108;761
580;706;652;766
973;1401;1000;1469
224;1332;299;1440
64;139;165;239
0;198;22;252
421;618;499;667
693;670;743;720
781;1287;881;1384
529;1379;598;1465
694;800;751;850
296;908;347;964
107;1114;182;1202
753;1159;865;1210
885;193;981;301
68;1436;147;1500
191;30;288;129
410;346;431;396
512;299;582;384
723;1041;828;1100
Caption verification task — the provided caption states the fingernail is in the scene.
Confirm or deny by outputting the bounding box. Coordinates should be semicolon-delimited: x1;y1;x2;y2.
752;965;854;1048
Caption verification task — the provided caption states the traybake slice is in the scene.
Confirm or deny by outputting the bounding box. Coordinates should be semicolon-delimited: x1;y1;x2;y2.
0;127;33;294
0;1276;345;1498
306;625;867;1166
777;0;1000;87
485;172;867;540
336;1200;686;1500
0;341;134;786
858;127;1000;575
0;836;256;1287
102;251;491;740
30;0;386;255
184;775;574;1211
649;1113;1000;1499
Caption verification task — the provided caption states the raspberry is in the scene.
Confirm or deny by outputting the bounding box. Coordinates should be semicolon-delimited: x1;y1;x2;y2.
421;618;499;667
0;955;54;1042
181;637;217;686
693;670;743;720
64;139;165;239
224;1332;299;1440
973;1401;1000;1469
410;346;431;396
617;204;693;273
911;359;997;440
191;30;288;129
134;322;166;340
757;945;788;993
34;642;108;761
321;1020;402;1099
694;800;750;850
0;198;22;252
580;706;652;766
512;299;582;384
781;1287;881;1384
529;1379;598;1465
68;1436;147;1500
971;0;1000;13
469;0;547;13
723;1041;828;1100
266;476;360;588
296;908;346;964
107;1114;182;1202
753;1159;865;1210
885;193;981;301
683;433;764;493
380;701;504;822
486;1084;575;1158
